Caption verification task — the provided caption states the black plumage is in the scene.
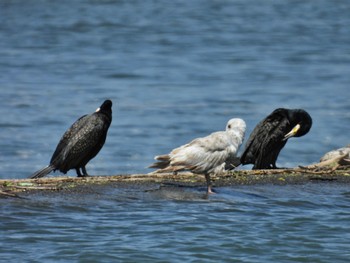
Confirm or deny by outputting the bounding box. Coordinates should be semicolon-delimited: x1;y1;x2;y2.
30;100;112;179
240;108;312;169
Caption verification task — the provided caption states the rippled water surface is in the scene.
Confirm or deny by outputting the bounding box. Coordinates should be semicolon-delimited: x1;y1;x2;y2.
2;183;350;262
0;0;349;262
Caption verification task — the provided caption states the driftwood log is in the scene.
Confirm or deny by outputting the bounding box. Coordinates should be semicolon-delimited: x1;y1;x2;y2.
1;155;349;198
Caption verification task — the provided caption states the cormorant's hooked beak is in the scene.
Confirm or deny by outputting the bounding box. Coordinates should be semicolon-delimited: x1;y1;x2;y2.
283;124;301;141
95;107;100;112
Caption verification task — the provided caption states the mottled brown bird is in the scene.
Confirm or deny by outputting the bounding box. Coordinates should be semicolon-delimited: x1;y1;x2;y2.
149;118;246;193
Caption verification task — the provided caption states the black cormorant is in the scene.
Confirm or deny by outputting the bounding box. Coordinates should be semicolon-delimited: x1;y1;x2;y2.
240;108;312;169
30;100;112;179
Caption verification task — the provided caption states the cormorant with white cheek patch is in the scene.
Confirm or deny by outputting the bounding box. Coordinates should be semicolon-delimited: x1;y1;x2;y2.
30;100;112;179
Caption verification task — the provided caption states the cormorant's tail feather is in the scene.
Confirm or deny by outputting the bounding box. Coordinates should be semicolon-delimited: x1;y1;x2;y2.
225;156;242;170
29;165;55;179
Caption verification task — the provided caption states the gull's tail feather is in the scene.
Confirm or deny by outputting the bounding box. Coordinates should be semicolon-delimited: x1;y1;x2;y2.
148;154;171;169
29;165;55;179
149;166;184;174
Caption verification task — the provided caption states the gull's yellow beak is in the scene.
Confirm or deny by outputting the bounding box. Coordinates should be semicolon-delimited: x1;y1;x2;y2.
283;124;301;140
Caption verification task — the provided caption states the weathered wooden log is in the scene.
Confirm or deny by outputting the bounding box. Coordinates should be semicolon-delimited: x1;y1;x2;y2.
1;155;349;198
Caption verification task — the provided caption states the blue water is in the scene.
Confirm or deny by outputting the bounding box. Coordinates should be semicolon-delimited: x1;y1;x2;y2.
0;0;349;262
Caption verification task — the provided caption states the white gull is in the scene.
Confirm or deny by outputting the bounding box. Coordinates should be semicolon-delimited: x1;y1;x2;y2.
149;118;246;194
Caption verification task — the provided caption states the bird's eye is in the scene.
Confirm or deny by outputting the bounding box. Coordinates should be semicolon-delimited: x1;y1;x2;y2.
228;125;231;129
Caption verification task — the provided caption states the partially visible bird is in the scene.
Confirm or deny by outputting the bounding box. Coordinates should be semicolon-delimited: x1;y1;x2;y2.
320;144;350;162
149;118;246;194
30;100;112;179
240;108;312;169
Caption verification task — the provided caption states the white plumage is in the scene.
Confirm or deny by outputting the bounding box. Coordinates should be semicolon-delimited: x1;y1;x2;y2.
149;118;246;193
320;144;350;162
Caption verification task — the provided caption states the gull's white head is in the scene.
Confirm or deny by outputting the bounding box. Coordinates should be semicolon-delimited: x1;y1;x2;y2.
226;118;246;147
226;118;246;133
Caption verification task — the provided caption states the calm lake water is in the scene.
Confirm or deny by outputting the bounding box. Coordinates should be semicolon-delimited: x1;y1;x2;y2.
0;0;349;262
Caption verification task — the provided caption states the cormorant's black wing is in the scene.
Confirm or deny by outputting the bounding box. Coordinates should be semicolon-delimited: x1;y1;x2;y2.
240;118;265;165
29;115;89;179
241;109;290;168
255;115;289;168
50;114;88;165
58;113;111;172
